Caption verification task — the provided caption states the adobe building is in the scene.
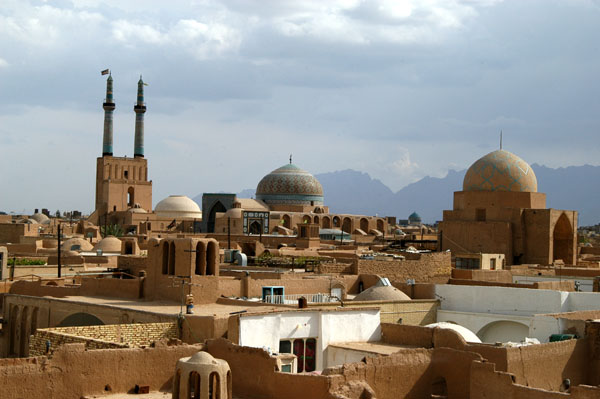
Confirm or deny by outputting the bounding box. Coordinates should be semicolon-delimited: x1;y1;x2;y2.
439;149;577;266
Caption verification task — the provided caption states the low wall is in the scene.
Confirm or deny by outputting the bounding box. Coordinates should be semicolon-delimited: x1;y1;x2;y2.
29;329;127;356
9;277;142;300
355;252;451;282
29;322;178;356
205;339;331;399
0;342;203;399
470;361;600;399
309;300;438;325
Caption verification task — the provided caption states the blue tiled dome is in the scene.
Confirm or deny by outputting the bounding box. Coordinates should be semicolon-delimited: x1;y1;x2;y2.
256;164;324;206
463;150;537;193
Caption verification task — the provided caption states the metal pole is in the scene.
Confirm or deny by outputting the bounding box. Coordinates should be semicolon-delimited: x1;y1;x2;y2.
57;223;62;278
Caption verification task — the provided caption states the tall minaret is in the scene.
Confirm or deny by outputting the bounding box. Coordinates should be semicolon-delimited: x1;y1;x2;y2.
133;75;146;158
102;74;115;156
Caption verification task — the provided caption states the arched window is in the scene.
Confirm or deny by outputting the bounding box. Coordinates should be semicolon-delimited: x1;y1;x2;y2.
188;371;200;399
209;372;220;399
195;242;206;275
168;241;176;275
162;241;169;275
127;187;135;207
206;241;218;276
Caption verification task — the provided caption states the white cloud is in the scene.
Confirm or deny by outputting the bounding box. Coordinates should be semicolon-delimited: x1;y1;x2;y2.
0;58;8;68
111;18;241;58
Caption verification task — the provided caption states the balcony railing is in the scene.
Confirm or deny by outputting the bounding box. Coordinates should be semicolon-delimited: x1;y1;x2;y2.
264;293;336;305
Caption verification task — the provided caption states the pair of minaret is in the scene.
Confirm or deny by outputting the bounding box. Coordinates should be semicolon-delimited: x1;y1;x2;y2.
102;74;146;158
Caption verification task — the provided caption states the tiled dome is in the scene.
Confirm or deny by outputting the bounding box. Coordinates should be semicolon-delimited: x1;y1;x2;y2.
256;163;324;206
463;150;537;193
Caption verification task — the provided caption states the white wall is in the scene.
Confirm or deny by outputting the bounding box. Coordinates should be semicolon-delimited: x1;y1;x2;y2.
435;285;570;316
435;284;600;343
326;346;378;368
237;309;381;371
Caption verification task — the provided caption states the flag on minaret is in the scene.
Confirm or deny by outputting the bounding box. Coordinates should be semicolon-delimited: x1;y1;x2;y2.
101;69;110;75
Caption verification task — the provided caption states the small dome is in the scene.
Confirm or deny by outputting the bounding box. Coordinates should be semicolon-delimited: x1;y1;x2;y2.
426;322;482;343
93;236;122;252
186;351;218;365
256;163;324;206
61;237;94;252
31;213;49;223
353;285;411;301
463;149;537;193
225;208;243;219
155;195;202;219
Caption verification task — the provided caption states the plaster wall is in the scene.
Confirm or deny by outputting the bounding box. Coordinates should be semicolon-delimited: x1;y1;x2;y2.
236;309;381;370
326;345;379;367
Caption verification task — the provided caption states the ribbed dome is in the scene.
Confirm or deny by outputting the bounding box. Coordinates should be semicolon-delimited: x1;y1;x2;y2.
155;195;202;219
463;150;537;193
256;163;324;206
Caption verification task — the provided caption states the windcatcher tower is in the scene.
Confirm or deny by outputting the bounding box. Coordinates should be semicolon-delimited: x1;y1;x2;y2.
133;76;146;158
102;74;115;156
90;74;152;226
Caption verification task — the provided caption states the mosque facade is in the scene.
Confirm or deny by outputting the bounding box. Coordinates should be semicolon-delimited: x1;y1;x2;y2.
203;161;387;237
439;149;577;266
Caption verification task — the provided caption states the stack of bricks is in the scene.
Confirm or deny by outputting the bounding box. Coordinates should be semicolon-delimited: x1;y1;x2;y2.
29;322;178;357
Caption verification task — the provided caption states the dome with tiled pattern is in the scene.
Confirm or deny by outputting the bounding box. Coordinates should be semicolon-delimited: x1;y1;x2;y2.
256;163;324;206
463;150;537;193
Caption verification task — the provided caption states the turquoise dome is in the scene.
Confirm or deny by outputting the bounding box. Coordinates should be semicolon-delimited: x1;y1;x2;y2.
408;212;421;222
463;149;537;193
256;164;324;206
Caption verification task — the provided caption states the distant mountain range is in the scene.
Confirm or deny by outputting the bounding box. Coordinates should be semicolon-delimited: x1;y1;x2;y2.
197;165;600;226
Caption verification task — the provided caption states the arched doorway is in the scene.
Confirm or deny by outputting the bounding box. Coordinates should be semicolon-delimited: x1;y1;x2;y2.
360;218;368;232
302;215;311;224
313;216;320;225
207;201;227;233
249;220;262;235
377;219;384;232
332;216;340;228
342;217;352;233
282;214;291;229
430;376;448;398
322;216;331;228
553;213;573;264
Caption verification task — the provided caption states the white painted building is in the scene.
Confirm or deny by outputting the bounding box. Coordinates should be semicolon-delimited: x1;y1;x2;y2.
231;308;381;372
435;285;600;343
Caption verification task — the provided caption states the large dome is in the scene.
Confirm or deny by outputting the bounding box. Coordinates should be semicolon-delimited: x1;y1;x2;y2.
463;149;537;193
155;195;202;219
256;163;324;206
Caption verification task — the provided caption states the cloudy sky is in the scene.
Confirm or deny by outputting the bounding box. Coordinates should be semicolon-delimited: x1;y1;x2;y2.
0;0;599;214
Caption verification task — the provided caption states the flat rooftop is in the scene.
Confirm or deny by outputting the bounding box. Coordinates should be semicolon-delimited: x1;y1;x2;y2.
40;295;285;317
328;341;418;355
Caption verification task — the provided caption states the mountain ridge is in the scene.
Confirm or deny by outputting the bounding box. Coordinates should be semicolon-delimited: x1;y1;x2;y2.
193;164;600;226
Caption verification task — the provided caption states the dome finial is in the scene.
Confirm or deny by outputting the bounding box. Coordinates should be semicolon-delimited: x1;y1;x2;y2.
500;130;503;150
289;153;292;164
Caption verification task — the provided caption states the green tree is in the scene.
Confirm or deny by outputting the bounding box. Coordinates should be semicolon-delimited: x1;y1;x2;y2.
101;224;123;238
